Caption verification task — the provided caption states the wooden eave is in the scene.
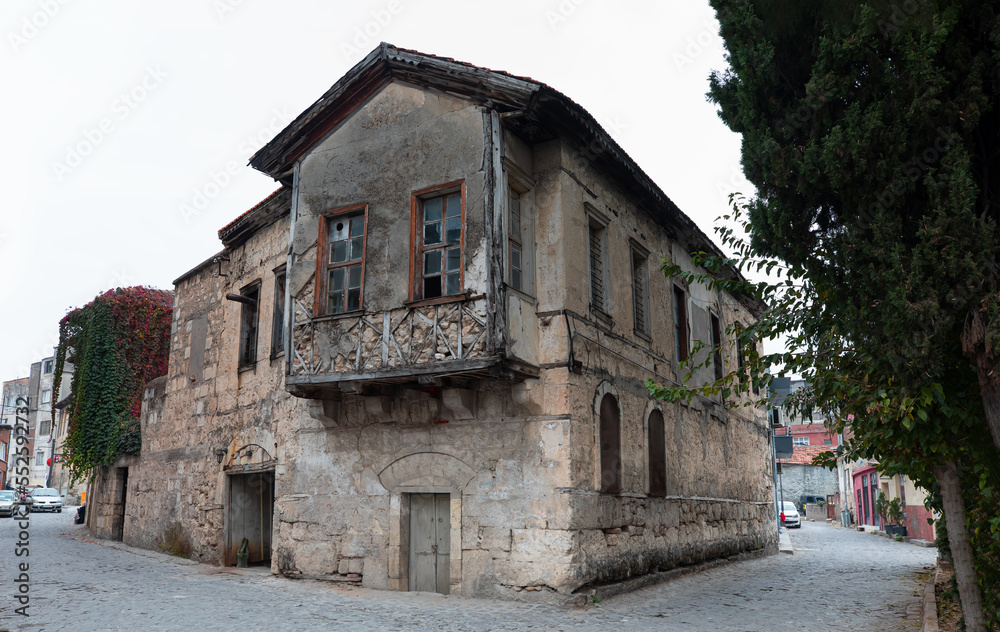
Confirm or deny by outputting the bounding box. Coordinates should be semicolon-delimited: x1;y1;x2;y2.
218;186;292;249
249;44;539;180
172;250;225;287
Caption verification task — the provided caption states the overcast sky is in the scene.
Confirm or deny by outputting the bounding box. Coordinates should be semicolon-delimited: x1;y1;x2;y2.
0;0;757;381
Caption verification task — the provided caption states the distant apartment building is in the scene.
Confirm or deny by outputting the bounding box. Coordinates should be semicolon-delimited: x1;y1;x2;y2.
0;378;31;489
26;355;71;487
48;362;83;503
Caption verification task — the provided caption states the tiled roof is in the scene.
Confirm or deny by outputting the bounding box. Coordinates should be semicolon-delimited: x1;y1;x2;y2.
780;444;833;466
776;423;838;465
218;186;287;235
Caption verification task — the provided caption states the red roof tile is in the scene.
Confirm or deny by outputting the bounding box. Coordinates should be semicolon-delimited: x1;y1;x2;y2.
217;186;286;236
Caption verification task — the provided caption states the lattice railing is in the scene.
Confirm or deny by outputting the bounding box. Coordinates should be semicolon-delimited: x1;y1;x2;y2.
291;296;489;376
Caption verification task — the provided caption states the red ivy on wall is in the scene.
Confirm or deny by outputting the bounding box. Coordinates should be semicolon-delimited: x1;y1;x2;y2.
54;286;173;480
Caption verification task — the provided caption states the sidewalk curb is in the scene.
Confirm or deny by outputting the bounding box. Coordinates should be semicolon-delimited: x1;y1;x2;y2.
585;544;776;604
921;568;941;632
778;527;794;555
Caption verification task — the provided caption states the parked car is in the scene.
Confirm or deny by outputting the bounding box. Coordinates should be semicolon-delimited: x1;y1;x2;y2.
0;491;16;517
29;488;63;513
781;501;801;528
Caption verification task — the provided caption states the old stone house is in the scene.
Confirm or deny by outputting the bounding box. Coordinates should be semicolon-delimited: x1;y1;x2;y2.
92;44;775;600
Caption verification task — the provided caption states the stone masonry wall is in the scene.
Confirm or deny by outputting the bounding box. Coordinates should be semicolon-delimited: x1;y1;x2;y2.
778;464;839;509
274;378;576;598
122;212;302;566
526;135;776;589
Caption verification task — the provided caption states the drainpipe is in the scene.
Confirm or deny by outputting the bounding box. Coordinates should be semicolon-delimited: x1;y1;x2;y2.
771;426;780;535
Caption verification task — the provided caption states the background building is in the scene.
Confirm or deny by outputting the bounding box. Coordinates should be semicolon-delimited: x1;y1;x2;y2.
0;378;30;489
27;355;57;487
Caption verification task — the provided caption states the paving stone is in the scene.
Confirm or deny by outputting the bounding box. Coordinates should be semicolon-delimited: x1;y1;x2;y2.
0;511;934;631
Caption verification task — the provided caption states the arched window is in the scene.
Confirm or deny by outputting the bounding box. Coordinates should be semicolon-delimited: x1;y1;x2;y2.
599;393;621;493
648;409;666;497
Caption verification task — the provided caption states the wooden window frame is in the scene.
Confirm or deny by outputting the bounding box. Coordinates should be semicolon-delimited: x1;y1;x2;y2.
630;241;650;338
673;285;689;364
647;409;667;497
270;267;286;358
508;185;525;293
315;204;369;317
504;161;536;297
238;280;261;369
409;180;466;302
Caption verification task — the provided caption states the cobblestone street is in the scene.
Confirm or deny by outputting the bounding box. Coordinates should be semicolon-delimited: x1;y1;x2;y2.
0;511;936;632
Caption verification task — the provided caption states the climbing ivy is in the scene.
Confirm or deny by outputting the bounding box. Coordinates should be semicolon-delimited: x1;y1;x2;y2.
53;287;173;483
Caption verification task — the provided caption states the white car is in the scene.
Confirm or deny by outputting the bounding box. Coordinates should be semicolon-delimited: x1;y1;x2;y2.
780;501;801;528
0;491;16;517
29;488;63;513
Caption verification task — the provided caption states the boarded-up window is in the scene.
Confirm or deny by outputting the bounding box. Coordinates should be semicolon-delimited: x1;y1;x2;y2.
735;322;747;389
599;393;621;493
187;317;208;383
673;286;688;363
631;244;649;336
648;410;666;497
238;282;260;368
588;216;608;313
271;270;286;357
711;313;723;381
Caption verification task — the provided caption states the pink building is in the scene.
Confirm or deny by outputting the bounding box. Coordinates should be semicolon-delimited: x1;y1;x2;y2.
851;464;936;542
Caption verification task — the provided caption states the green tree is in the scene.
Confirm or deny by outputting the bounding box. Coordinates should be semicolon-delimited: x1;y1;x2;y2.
650;200;998;629
697;2;1000;628
708;0;1000;450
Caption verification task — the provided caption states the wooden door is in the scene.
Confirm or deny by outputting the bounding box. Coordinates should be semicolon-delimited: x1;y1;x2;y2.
111;467;128;541
408;493;450;594
228;471;274;565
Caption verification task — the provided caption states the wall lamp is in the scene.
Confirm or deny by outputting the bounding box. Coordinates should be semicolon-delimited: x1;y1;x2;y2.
214;448;227;464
